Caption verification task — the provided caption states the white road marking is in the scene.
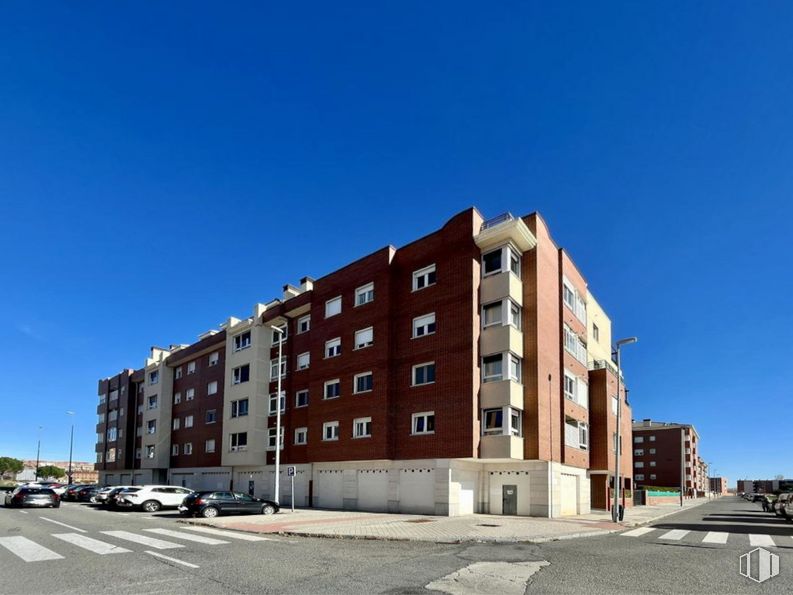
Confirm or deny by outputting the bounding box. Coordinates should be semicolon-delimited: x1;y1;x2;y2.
182;526;272;541
658;529;689;541
145;550;199;569
702;531;729;544
18;511;29;514
749;534;775;547
621;527;655;537
144;528;229;545
0;536;64;562
101;531;184;550
426;561;549;594
52;533;130;555
39;517;87;533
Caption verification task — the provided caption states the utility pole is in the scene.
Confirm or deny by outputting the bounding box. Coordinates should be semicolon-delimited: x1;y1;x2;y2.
35;426;42;481
612;337;637;523
271;324;286;505
66;411;75;484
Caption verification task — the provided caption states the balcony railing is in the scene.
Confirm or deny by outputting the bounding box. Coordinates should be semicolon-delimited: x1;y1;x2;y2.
480;212;514;231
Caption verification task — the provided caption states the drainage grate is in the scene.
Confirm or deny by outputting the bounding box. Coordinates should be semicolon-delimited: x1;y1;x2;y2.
476;523;502;527
405;518;435;523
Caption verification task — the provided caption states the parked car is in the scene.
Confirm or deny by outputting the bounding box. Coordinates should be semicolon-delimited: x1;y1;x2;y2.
76;485;101;502
4;487;60;508
62;484;96;501
92;486;119;504
109;487;141;508
179;491;280;518
99;486;132;507
774;493;792;519
116;485;194;512
761;494;777;512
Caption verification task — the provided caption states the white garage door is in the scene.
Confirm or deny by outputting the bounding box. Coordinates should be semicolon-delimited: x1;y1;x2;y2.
458;479;475;515
560;474;578;516
399;470;435;514
358;472;389;512
318;472;344;509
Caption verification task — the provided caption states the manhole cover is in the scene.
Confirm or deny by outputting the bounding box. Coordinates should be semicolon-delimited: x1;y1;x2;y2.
476;523;502;527
405;518;435;523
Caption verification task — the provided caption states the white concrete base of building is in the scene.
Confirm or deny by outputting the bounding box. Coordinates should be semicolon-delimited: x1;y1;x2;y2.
229;459;590;518
99;469;156;486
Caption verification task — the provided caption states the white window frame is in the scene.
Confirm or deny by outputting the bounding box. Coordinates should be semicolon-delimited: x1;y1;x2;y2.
353;371;373;394
175;367;183;380
149;370;159;385
233;331;252;352
634;449;644;456
297;315;311;334
563;369;588;409
324;379;341;400
635;474;645;481
634;436;644;443
563;324;587;365
268;392;286;416
482;352;522;384
412;313;436;338
172;418;181;430
295;390;309;408
325;296;342;318
562;276;587;325
231;398;249;418
186;388;195;401
187;361;196;375
206;409;217;424
353;417;372;439
146;445;155;459
563;417;588;450
412;264;436;291
635;462;644;468
266;426;285;451
294;427;308;445
230;432;248;452
482;244;522;279
269;358;286;380
185;415;194;428
411;411;435;435
205;439;216;453
354;327;374;350
209;351;219;366
297;351;310;370
233;364;250;384
411;362;436;386
481;406;523;437
207;381;218;395
355;282;374;306
322;421;339;441
147;395;158;410
271;323;288;345
172;444;179;456
174;391;182;404
325;337;341;358
184;442;193;455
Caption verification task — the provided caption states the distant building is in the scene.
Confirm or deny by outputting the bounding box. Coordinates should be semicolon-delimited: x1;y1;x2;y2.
737;479;793;494
631;419;705;497
709;476;728;495
15;460;97;484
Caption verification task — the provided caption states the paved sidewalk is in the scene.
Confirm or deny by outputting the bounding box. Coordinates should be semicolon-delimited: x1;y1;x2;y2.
176;497;716;544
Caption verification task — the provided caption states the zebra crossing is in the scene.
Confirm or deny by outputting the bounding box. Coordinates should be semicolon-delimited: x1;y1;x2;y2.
621;526;791;547
0;526;270;563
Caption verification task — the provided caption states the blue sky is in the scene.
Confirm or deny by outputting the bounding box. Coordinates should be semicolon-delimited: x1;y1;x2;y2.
1;2;790;483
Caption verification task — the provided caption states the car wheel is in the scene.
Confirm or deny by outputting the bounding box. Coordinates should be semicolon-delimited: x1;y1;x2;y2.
201;507;220;518
261;504;276;515
141;500;162;513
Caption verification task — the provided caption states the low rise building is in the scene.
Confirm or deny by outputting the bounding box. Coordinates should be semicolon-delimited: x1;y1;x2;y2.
632;419;704;497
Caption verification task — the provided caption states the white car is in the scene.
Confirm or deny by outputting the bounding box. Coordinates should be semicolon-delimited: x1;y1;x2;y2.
117;485;194;512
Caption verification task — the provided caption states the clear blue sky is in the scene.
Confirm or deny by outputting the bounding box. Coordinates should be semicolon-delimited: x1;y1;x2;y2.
1;2;790;483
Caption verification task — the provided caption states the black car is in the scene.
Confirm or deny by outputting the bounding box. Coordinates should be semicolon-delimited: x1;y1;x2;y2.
179;491;279;518
62;484;95;501
76;485;101;502
4;487;60;508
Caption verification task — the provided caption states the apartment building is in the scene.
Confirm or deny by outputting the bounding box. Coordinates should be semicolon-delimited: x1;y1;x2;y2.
709;476;728;495
631;419;704;496
96;207;633;517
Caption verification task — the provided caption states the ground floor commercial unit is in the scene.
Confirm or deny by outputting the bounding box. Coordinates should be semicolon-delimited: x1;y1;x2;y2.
588;471;634;511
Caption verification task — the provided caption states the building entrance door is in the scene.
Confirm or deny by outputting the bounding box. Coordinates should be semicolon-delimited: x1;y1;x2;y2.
502;485;517;515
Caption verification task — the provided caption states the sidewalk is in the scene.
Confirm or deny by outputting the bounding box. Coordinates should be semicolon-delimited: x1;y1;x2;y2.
177;497;715;544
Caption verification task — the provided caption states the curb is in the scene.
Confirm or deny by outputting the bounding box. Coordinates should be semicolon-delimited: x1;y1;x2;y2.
621;498;712;528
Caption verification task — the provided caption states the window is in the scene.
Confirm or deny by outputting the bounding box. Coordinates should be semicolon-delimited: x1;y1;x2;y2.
187;361;196;375
634;449;644;456
635;474;645;481
234;331;251;351
564;417;588;449
412;264;436;291
634;436;644;443
508;300;522;330
508;354;522;383
649;448;656;454
412;412;435;435
649;435;656;442
355;283;374;306
205;439;215;453
635;462;644;468
233;364;250;384
297;315;311;334
563;324;587;365
482;353;522;383
325;296;342;318
649;474;656;480
291;352;309;372
267;427;284;450
562;277;587;324
353;417;372;438
412;362;435;386
146;445;155;459
354;327;373;349
294;427;308;445
206;409;217;424
593;324;600;343
184;442;193;455
354;372;373;394
185;415;194;428
482;302;502;327
271;323;287;344
269;358;286;380
322;421;339;441
482;245;521;278
149;370;159;385
650;461;656;467
175;367;183;380
172;444;179;456
230;432;248;451
96;452;104;464
482;408;503;435
173;418;181;430
107;427;117;441
231;398;249;418
295;390;309;408
325;338;341;358
268;392;286;415
207;381;218;395
611;396;619;416
99;393;107;404
563;370;588;408
412;313;436;338
147;395;158;410
209;351;219;366
135;448;141;460
186;388;195;400
324;379;341;400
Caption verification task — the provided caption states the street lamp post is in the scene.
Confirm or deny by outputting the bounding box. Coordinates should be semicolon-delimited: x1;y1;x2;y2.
66;411;75;484
612;337;638;523
270;324;286;505
35;426;42;482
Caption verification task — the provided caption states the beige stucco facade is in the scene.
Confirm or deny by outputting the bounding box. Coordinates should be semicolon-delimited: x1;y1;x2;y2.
586;291;613;365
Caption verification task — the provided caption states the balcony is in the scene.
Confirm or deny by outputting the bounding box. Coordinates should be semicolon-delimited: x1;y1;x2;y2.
480;325;523;358
480;434;523;459
481;271;523;306
476;213;537;253
480;379;524;410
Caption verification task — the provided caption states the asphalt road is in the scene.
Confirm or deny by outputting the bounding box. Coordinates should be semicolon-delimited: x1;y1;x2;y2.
0;496;790;594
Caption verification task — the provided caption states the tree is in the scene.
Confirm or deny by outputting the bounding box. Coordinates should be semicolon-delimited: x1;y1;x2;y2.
0;457;24;479
37;465;66;480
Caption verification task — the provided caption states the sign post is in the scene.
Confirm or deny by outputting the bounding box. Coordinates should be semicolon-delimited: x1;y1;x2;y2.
287;466;296;512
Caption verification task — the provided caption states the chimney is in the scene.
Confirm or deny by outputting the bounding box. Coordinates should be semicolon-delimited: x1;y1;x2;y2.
282;284;301;301
300;276;315;292
643;418;652;427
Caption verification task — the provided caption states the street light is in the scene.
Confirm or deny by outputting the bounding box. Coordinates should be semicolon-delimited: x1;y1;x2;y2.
612;336;637;523
66;411;75;484
270;324;286;505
